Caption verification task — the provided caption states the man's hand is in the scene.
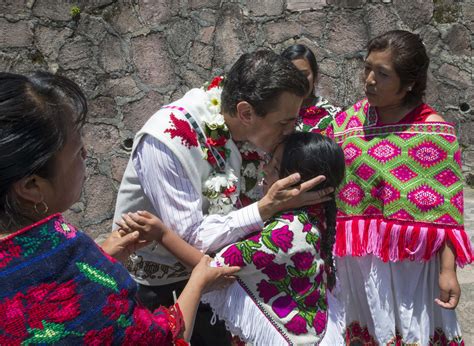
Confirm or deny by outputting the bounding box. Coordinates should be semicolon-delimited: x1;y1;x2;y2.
258;173;334;221
116;211;169;242
101;229;151;263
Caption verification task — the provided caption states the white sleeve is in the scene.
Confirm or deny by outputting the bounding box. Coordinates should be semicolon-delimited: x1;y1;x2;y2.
133;135;264;252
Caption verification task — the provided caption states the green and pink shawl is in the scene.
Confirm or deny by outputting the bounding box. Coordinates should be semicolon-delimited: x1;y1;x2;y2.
331;99;473;266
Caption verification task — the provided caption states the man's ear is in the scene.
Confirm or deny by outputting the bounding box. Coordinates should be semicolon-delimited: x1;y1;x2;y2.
12;175;46;206
235;101;256;126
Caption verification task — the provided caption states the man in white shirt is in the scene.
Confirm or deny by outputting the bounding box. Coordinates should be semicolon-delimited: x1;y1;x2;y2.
114;50;332;344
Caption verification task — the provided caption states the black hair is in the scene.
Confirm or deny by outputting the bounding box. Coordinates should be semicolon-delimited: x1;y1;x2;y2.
367;30;429;105
221;49;309;117
0;71;87;225
279;132;345;289
281;44;319;95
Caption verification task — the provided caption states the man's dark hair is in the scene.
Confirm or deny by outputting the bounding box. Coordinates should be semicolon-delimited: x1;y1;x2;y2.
0;71;87;222
221;50;309;117
367;30;429;105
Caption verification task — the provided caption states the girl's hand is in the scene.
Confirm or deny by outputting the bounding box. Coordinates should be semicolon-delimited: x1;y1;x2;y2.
435;269;461;309
115;210;168;242
188;255;240;293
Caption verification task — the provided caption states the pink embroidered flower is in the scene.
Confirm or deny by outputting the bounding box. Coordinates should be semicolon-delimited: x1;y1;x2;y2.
313;311;327;334
54;220;77;239
271;295;297;318
284;314;308;335
280;213;294;222
270;225;293;253
290;277;312;295
291;251;314;271
304;289;320;306
302;223;312;233
221;245;245;267
0;239;21;269
256;280;279;303
315;270;324;284
246;232;261;243
84;326;114;346
251;251;275;269
262;262;287;281
299;106;329;127
123;306;157;345
102;289;130;320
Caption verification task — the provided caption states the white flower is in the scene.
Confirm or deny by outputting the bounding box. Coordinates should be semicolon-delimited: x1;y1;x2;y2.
206;87;222;114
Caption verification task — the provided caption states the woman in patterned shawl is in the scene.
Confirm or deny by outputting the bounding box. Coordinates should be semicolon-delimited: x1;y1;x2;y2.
281;44;341;135
0;71;239;345
331;30;473;344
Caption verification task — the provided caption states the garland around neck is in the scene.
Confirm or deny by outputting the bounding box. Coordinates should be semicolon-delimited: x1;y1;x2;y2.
201;77;239;215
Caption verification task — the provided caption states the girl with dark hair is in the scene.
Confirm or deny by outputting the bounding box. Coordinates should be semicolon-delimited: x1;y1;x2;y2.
120;132;346;345
0;71;239;345
281;44;341;135
331;30;473;344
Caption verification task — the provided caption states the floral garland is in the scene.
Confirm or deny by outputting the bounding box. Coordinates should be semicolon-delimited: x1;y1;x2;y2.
238;142;267;206
201;76;239;215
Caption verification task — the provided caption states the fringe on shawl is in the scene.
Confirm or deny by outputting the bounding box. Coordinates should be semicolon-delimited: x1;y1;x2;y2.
202;282;288;346
334;217;473;267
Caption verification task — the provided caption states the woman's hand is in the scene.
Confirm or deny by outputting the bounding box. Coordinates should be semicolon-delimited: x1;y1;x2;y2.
258;173;334;221
188;255;240;294
101;229;151;262
116;210;168;242
435;269;461;309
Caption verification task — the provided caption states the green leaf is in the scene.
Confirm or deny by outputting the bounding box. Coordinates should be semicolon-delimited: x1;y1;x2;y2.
246;240;262;250
76;262;119;292
305;232;318;245
306;263;319;277
261;234;279;253
117;314;132;328
23;321;81;344
241;245;252;264
297;212;309;224
263;220;279;233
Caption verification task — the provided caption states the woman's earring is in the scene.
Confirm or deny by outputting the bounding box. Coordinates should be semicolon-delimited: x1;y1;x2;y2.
34;200;49;215
407;86;413;91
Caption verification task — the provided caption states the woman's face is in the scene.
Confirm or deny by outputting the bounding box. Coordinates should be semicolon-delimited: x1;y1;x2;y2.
364;49;410;109
262;143;284;194
43;128;87;214
292;58;315;99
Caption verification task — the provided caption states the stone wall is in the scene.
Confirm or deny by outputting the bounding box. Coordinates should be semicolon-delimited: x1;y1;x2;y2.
0;0;472;238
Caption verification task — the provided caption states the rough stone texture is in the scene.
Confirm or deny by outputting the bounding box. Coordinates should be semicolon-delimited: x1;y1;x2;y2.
393;0;434;29
286;0;326;12
247;0;284;16
0;19;33;48
131;33;175;89
0;0;472;267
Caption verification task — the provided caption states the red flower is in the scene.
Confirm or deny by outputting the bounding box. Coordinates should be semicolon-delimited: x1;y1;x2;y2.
270;225;294;253
207;76;224;90
284;314;307;335
206;136;227;147
291;251;314;271
123;306;159;345
221;245;245;267
223;185;237;197
24;280;80;329
313;311;327;334
0;239;21;269
206;152;217;165
290;277;312;295
241;151;262;161
256;280;279;303
262;262;287;281
102;289;130;320
304;289;320;306
0;293;28;344
251;251;275;269
84;326;114;346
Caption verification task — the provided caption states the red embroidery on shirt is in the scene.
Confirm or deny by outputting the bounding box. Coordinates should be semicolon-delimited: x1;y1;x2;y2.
164;113;199;148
